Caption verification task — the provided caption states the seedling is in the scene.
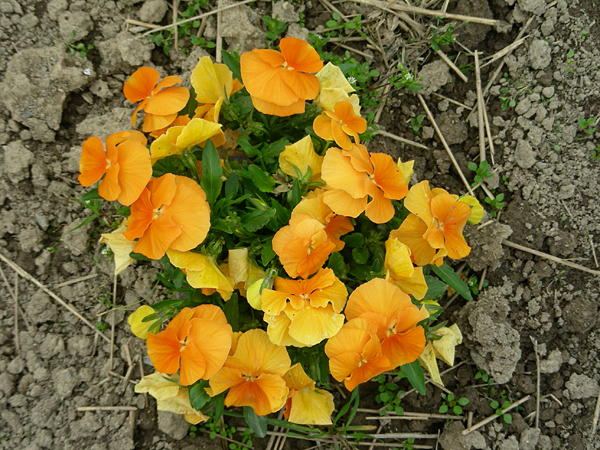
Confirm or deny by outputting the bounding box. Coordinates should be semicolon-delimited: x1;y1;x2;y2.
566;49;575;73
409;115;425;135
468;161;493;187
389;63;423;91
262;15;288;43
325;12;365;36
577;117;596;139
582;30;589;41
592;145;600;161
485;193;504;218
490;399;513;424
467;275;489;296
439;393;469;415
375;374;405;416
498;87;516;110
431;23;457;51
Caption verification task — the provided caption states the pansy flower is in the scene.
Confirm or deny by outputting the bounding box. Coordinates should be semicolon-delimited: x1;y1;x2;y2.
344;278;426;371
283;363;335;425
272;214;336;278
313;101;367;150
128;305;159;339
278;135;323;181
384;236;428;300
324;317;391;391
146;305;233;386
149;115;191;139
261;268;347;347
209;329;291;416
78;130;151;206
123;174;211;260
123;67;190;132
321;144;408;224
219;248;266;297
240;37;323;116
314;62;360;114
167;249;234;301
292;188;354;252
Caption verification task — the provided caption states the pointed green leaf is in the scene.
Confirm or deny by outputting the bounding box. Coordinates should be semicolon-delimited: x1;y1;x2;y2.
247;165;275;192
200;140;222;205
401;360;426;395
430;264;473;301
243;406;268;438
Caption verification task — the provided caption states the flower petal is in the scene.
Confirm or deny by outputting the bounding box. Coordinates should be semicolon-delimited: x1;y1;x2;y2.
288;304;345;347
288;387;334;425
123;67;159;103
133;214;183;260
251;96;306;116
147;327;181;375
115;140;152;206
78;136;107;187
279;37;323;73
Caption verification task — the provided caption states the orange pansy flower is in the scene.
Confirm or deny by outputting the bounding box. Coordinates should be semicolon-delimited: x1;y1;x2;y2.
292;188;354;252
149;115;191;139
402;181;472;260
313;101;367;150
240;37;323;116
78;131;152;206
321;144;408;224
209;329;291;416
146;305;232;386
272;214;336;279
384;236;428;300
344;278;426;371
123;66;190;132
123;174;210;260
324;317;390;391
389;214;447;267
261;268;347;347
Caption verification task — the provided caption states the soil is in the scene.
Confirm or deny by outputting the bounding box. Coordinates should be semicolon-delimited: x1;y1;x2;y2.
0;0;599;449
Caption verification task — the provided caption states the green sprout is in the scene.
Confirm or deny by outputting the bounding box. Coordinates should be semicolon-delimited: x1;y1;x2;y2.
439;393;468;415
468;160;493;187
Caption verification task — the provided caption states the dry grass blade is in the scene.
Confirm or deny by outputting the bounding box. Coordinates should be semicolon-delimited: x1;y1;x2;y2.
474;51;486;163
172;0;179;50
480;36;528;69
530;336;541;429
0;252;111;343
417;94;475;196
436;49;468;82
502;240;600;276
55;273;98;288
350;0;499;26
77;406;137;412
125;19;162;29
375;129;429;150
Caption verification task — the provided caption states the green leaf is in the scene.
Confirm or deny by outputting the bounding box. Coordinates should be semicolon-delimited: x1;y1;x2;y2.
327;252;347;278
452;405;463;415
180;86;199;118
200;140;222;205
189;381;211;410
423;275;447;300
401;360;426;395
260;240;276;266
352;247;369;264
503;413;512;424
221;50;242;83
457;397;469;406
343;233;365;248
334;386;359;425
243;208;277;232
490;400;499;409
430;264;473;301
238;135;259;158
223;293;239;331
224;173;239;198
439;404;448;413
247;165;275;192
243;406;268;438
81;188;102;201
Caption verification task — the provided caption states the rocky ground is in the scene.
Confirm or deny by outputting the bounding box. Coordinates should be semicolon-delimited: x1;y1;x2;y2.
0;0;599;449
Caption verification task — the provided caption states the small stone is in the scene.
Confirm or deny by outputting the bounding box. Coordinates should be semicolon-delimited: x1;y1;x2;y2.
3;141;33;183
518;0;546;14
540;350;563;374
138;0;168;23
528;39;552;70
541;86;555;98
157;411;190;440
520;428;540;450
418;60;451;95
58;11;93;43
7;357;25;375
26;290;58;324
52;368;79;398
498;436;519;450
515;139;536;168
565;373;599;399
272;0;299;23
0;372;16;396
557;184;575;200
515;97;532;115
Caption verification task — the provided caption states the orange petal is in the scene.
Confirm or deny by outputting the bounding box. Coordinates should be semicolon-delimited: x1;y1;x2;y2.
149;173;178;208
393;267;428;300
364;186;395;224
241;51;298;106
189;304;229;325
313;115;334;141
251;96;306;116
162;176;211;252
287;304;345;346
123;67;159;103
390;214;437;267
345;143;373;174
381;327;426;370
145;86;190;116
142;112;178;133
133;214;183;260
324;215;354;252
229;329;291;377
226;374;288;416
78;136;107;187
322;189;367;218
98;163;121;201
334;101;367;134
154;75;183;92
279;70;320;101
124;188;154;241
321;148;369;198
331;120;352;150
115;140;152;206
370;153;408;200
279;37;323;73
430;193;472;259
404;181;434;225
261;289;291;316
295;241;336;279
147;327;181;375
208;365;244;396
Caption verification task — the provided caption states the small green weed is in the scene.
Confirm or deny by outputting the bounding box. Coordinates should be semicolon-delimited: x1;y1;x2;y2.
577;117;596;139
467;275;489;296
192;412;254;449
498;87;516;110
389;63;423;91
485;193;504;218
468;160;493;187
439;393;468;415
489;399;513;424
325;12;365;36
566;49;575;73
409;115;425;135
592;145;600;161
95;319;109;333
262;15;288;43
431;23;457;51
69;42;94;58
375;374;405;416
581;30;589;41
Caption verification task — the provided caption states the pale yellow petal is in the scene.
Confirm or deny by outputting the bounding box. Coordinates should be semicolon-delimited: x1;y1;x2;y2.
246;278;265;310
99;219;137;275
279;135;323;179
288;387;334;425
264;312;305;347
176;118;222;150
384;237;415;280
283;363;315;391
228;248;250;285
135;372;181;400
150;126;184;164
287;304;345;347
392;267;429;300
316;63;354;93
458;195;484;225
418;342;443;386
127;305;158;339
397;158;414;186
432;324;462;367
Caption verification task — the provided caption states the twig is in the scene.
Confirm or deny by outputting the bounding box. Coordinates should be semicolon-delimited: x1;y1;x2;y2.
436;49;468;82
375;129;429;150
139;349;147;408
77;406;137;412
530;337;540;429
125;19;162;29
431;92;473;110
122;344;134;392
350;0;499;26
319;0;348;20
108;370;137;385
543;393;563;407
265;411;283;450
172;0;179;50
14;273;20;355
480;36;528;68
55;273;98;288
216;433;254;449
462;395;531;435
335;42;373;59
197;15;208;38
374;84;391;123
502;240;600;276
589;235;599;268
467;411;473;429
0;252;111;343
216;9;222;63
478;268;487;292
591;389;600;436
367;413;464;421
417;94;475;196
441;0;450;13
474;51;486;164
109;275;117;370
138;0;257;37
560;199;574;219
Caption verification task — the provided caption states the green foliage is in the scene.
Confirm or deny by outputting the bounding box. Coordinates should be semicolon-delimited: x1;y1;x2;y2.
430;264;473;301
484;193;504;218
577;117;596;139
389;63;423;91
468;160;493;187
69;41;94;58
489;399;513;424
400;361;427;395
498;86;516;110
431;23;457;51
565;49;575;73
375;374;405;416
409;115;425;135
262;15;288;43
592;145;600;162
438;393;469;415
467;275;489;296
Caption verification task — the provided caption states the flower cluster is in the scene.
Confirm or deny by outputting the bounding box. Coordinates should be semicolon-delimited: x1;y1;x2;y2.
79;38;480;427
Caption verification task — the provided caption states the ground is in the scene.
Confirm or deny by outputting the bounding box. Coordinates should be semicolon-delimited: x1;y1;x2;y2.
0;0;599;449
